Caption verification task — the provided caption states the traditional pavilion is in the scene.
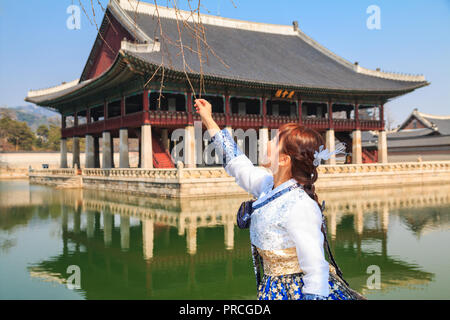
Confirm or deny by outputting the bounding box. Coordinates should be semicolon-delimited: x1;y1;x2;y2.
25;0;428;169
362;109;450;162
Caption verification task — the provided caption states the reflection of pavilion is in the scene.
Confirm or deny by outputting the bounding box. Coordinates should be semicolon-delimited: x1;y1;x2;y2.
321;183;450;239
65;189;249;258
21;183;450;298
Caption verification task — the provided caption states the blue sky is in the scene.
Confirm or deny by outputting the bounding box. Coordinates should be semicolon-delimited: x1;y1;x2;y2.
0;0;449;126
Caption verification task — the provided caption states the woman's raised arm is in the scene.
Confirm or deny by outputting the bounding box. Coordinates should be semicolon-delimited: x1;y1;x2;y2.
195;99;273;198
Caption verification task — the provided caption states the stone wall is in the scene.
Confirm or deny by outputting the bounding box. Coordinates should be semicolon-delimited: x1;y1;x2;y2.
28;161;450;198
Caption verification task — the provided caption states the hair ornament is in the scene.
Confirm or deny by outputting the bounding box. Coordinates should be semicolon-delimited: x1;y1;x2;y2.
313;142;347;166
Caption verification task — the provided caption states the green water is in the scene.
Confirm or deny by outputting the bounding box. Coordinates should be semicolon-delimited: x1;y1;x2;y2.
0;180;449;300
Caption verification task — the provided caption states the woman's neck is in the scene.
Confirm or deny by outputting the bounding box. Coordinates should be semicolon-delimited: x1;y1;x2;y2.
272;169;293;189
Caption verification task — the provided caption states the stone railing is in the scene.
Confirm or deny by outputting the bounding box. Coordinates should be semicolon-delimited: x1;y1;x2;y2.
39;161;450;181
318;161;450;175
29;168;77;176
82;167;233;181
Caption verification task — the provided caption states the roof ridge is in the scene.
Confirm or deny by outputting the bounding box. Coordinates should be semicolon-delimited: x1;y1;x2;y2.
295;29;425;82
116;0;297;35
27;79;81;98
416;110;450;120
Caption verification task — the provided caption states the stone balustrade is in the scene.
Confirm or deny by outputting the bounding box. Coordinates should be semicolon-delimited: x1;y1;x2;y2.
28;161;450;198
318;160;450;175
29;168;77;176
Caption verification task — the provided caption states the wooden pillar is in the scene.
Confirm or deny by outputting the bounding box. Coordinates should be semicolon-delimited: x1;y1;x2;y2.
104;100;108;121
120;96;126;128
380;103;385;130
87;107;91;124
143;89;150;124
74;111;78;127
262;97;267;127
355;102;360;130
298;98;303;125
328;100;333;129
187;91;193;125
225;93;231;126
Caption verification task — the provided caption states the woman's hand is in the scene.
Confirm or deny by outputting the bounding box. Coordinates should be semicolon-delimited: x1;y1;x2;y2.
194;99;213;121
194;98;220;137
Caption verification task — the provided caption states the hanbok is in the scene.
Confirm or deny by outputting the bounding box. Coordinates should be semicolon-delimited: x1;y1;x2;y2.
212;129;365;300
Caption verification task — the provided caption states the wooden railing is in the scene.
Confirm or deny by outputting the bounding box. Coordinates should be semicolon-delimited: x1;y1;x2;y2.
62;110;384;138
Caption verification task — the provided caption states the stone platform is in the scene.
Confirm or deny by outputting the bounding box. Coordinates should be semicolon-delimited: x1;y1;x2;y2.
28;161;450;198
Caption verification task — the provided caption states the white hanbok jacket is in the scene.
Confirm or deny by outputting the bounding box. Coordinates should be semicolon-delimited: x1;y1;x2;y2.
212;128;330;296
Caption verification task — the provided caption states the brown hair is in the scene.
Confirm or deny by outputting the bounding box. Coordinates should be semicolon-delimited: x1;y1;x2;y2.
278;123;324;210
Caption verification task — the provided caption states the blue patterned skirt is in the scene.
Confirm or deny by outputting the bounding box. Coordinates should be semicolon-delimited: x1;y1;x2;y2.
257;272;364;300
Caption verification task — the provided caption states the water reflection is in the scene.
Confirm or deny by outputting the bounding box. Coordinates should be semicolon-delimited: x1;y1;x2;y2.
1;181;449;299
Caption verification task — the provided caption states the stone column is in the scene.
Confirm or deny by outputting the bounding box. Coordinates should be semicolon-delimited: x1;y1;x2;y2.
161;128;169;151
325;129;336;165
85;135;95;168
119;128;130;168
258;127;269;166
352;129;362;164
94;136;100;168
184;125;196;168
60;138;68;168
72;137;80;169
141;124;153;168
378;130;388;163
110;134;115;168
102;131;113;169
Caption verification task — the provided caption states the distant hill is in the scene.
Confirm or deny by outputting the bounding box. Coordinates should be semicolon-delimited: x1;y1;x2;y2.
0;105;60;132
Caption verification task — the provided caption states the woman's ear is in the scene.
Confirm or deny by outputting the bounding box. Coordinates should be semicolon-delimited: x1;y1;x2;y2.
278;153;291;168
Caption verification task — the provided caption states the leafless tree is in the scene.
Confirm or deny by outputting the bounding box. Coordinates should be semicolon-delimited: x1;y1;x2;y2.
77;0;235;108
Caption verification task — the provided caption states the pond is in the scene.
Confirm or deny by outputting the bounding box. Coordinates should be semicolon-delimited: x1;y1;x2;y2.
0;180;449;299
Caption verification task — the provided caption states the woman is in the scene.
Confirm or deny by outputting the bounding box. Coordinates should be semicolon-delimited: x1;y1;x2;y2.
195;98;361;300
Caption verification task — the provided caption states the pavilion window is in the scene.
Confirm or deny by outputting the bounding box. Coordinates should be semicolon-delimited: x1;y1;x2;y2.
65;114;75;128
77;110;87;125
149;92;186;111
358;105;377;120
332;103;354;119
303;102;327;119
108;99;121;118
267;100;296;117
230;97;260;115
199;95;224;113
125;93;143;114
90;105;104;122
